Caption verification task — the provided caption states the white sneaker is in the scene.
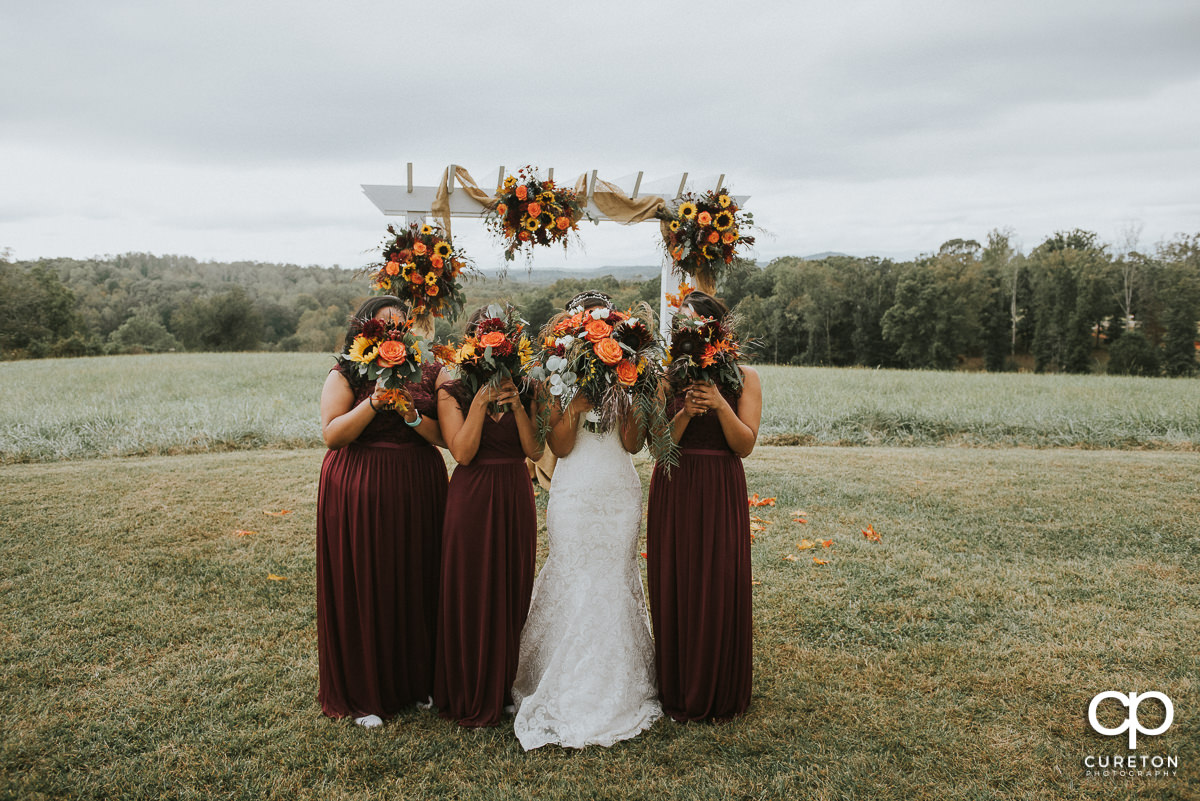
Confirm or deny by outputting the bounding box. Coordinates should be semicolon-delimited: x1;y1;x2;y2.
354;714;383;729
416;696;434;711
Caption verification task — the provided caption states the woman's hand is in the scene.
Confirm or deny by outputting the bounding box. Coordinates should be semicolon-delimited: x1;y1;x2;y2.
684;381;726;416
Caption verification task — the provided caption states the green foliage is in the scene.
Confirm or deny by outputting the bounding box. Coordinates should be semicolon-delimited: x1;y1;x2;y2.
1105;330;1160;376
108;307;182;353
171;287;265;351
0;262;79;358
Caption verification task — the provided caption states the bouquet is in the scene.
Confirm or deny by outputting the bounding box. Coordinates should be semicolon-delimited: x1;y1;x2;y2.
368;222;472;322
446;304;537;414
535;302;674;462
666;312;746;395
662;188;754;289
664;280;695;312
485;166;590;264
336;315;430;412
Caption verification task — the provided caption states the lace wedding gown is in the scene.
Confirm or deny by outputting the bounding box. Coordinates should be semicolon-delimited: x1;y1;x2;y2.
512;427;662;750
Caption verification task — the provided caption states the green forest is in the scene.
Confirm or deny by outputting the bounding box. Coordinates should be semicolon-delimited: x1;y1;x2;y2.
2;228;1198;376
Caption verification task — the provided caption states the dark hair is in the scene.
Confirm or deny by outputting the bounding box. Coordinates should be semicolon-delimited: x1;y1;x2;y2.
680;291;729;320
565;290;613;311
342;295;404;353
464;305;491;336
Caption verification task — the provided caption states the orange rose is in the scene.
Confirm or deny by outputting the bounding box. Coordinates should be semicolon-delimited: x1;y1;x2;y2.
615;359;637;386
584;318;612;342
413;242;428;256
593;337;623;365
479;331;506;349
722;231;736;244
426;284;440;296
526;201;542;217
496;203;508;216
518;230;531;241
377;340;407;368
385;260;400;276
430;255;444;270
450;259;463;276
411;271;425;284
556;216;570;230
708;231;720;244
515;185;528;201
697;211;712;226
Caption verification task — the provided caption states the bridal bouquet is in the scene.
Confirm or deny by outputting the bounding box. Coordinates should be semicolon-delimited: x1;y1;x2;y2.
662;188;755;289
666;312;746;394
485;167;590;264
368;222;472;321
447;304;537;414
336;315;429;411
536;302;674;461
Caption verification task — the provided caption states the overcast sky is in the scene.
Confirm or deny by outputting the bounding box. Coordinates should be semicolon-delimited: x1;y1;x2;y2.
2;0;1198;272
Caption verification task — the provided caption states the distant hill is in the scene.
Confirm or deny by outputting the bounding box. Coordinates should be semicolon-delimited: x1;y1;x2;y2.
478;264;661;286
802;251;853;260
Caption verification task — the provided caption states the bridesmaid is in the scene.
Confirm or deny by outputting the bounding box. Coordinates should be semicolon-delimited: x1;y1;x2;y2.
316;296;448;728
433;307;542;727
646;291;762;721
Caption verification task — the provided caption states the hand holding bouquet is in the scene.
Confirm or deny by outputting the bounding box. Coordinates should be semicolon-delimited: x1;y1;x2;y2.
448;304;536;415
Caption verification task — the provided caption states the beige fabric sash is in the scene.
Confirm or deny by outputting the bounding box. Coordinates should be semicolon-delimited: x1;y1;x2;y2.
431;166;494;235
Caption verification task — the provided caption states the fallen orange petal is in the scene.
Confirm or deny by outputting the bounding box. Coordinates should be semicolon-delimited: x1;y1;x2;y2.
821;539;833;548
862;524;881;543
812;557;828;565
234;529;256;537
797;539;815;551
264;510;292;516
640;552;647;559
750;523;766;533
751;580;762;586
782;554;798;562
794;517;808;524
267;573;288;581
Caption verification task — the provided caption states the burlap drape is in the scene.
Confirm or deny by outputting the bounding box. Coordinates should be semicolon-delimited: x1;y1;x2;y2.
431;166;494;236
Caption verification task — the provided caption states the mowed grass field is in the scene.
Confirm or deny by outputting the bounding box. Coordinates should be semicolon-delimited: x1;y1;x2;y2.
1;354;1198;799
2;354;1200;463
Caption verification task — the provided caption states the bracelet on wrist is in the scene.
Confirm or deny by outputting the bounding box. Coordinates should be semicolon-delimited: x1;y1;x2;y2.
404;409;423;428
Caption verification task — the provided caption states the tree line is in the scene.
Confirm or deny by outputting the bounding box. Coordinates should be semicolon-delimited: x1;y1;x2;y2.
2;229;1197;376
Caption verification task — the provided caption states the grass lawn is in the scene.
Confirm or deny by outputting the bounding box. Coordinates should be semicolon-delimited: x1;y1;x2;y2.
3;354;1200;463
1;446;1196;799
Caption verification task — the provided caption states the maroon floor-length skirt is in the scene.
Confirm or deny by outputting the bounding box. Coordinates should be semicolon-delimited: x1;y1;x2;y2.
433;457;536;726
317;441;447;718
647;450;752;721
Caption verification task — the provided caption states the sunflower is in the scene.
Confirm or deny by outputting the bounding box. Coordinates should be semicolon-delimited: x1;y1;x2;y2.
713;210;735;231
433;241;452;258
503;175;517;189
718;194;732;208
420;224;434;235
518;336;534;367
678;201;697;219
523;215;540;232
347;335;378;364
669;220;680;232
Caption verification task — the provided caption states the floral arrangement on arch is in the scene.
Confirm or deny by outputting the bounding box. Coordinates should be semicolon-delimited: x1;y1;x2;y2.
662;188;754;289
336;313;430;411
533;302;675;463
666;312;746;396
485;167;590;264
368;222;472;321
444;304;537;414
664;280;695;312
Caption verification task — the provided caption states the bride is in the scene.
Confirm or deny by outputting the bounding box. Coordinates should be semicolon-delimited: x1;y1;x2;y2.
512;291;662;750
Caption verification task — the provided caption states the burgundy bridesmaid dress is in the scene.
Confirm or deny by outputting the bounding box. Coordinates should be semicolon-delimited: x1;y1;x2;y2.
316;362;447;719
646;388;752;721
433;394;537;727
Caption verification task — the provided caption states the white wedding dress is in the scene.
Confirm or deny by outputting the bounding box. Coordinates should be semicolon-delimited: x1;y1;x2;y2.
512;427;662;750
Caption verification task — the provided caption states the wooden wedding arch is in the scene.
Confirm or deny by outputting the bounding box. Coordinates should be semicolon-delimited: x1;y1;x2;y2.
361;163;748;335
